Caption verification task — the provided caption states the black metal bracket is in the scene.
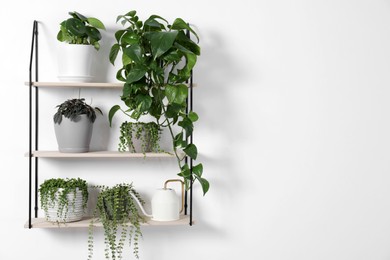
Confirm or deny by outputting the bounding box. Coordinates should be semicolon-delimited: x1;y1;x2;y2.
28;20;39;229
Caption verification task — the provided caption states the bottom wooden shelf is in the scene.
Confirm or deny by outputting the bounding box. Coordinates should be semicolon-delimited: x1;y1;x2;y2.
24;215;193;228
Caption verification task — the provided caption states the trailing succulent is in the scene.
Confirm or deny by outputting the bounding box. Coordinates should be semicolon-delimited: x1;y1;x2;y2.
54;98;102;124
108;10;209;195
88;183;145;260
119;121;161;153
39;178;88;222
57;11;106;50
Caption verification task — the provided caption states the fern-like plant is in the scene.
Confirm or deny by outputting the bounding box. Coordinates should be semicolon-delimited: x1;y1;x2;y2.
88;183;145;260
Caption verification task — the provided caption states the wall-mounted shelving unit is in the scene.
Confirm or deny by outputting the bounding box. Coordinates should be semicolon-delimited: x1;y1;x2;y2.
26;20;194;229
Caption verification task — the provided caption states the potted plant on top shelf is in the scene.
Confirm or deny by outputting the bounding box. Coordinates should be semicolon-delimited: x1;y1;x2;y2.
56;11;106;82
108;10;209;195
54;98;102;153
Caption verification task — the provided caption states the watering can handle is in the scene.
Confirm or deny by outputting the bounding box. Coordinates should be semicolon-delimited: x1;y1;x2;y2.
164;179;185;213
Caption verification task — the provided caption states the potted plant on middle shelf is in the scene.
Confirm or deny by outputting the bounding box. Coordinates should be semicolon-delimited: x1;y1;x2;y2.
39;177;88;223
88;183;145;260
56;11;106;82
108;10;209;195
118;121;161;153
54;98;102;153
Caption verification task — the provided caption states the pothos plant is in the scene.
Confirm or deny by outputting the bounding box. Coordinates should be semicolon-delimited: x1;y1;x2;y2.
108;10;209;195
57;11;106;50
39;178;88;223
88;183;145;260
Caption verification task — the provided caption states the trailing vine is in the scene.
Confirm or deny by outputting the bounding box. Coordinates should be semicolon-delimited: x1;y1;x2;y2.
118;121;161;153
88;183;145;260
108;10;209;195
39;178;88;223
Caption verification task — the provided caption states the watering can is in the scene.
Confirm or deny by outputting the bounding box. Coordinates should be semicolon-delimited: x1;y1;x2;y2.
131;179;184;221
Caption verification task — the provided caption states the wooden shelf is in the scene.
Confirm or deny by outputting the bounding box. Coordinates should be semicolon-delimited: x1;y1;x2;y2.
26;82;124;88
25;82;196;89
25;215;193;228
26;150;178;158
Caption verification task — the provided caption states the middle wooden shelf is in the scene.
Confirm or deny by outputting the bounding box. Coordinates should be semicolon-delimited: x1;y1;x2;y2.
27;150;178;158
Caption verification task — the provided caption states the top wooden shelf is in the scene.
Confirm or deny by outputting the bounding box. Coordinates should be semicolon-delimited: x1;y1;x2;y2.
26;82;124;89
26;82;197;89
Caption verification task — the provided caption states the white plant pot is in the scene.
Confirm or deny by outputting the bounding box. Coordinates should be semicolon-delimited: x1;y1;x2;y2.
57;44;94;82
44;189;84;223
54;115;93;153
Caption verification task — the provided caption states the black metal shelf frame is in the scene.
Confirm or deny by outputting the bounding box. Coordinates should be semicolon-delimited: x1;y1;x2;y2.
27;20;194;228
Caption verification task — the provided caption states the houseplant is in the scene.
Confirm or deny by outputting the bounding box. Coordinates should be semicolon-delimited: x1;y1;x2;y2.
56;11;106;81
118;121;161;153
54;98;102;153
88;183;145;260
108;10;209;195
39;177;88;223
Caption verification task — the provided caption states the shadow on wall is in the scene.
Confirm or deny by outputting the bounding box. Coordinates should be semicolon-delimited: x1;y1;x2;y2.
91;27;118;83
193;28;250;230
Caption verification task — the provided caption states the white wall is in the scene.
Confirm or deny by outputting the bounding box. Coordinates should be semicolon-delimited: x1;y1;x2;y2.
2;0;390;259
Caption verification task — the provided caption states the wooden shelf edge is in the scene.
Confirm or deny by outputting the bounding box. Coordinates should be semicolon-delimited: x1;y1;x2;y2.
24;215;193;228
25;82;197;88
25;82;124;88
25;150;179;158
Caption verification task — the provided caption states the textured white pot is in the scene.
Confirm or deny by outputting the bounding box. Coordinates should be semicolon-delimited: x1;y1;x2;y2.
54;115;93;153
57;44;94;82
44;189;84;223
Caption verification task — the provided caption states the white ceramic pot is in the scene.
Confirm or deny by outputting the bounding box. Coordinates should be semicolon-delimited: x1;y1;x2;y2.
44;189;84;223
57;44;94;82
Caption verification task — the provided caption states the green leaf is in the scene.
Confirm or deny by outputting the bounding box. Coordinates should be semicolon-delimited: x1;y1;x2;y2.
175;84;188;104
166;103;184;118
126;65;147;84
108;105;120;127
165;85;176;104
188;111;199;122
121;31;139;45
178;164;191;178
66;18;86;36
123;44;143;63
174;132;186;148
178;117;193;137
198;178;209;195
193;163;203;177
183;143;197;160
150;31;178;59
171;18;199;42
109;44;120;65
85;27;101;42
165;84;188;104
87;17;106;30
135;94;152;113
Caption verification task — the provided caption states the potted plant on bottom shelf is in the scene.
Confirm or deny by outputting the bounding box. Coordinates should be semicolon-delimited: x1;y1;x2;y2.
88;183;145;260
54;98;102;153
39;178;88;223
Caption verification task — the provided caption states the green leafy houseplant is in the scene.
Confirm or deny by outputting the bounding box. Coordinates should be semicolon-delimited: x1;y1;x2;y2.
57;11;106;50
119;121;161;153
54;98;102;124
39;178;88;223
88;183;145;260
108;10;209;195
